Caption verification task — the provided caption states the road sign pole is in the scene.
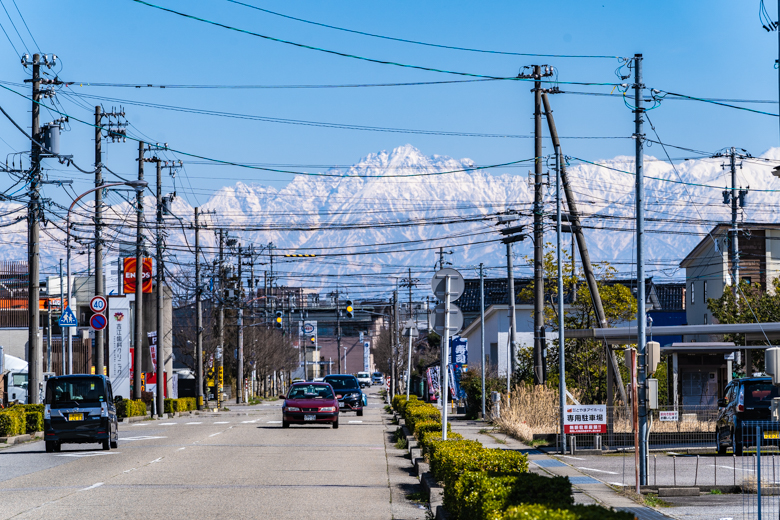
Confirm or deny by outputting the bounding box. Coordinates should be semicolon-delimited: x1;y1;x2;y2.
66;235;72;375
441;275;451;441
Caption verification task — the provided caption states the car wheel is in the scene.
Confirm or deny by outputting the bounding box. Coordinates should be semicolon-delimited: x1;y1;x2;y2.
54;442;61;452
110;440;118;449
333;420;339;429
45;441;54;453
282;420;290;428
357;409;364;417
102;439;111;451
716;431;727;456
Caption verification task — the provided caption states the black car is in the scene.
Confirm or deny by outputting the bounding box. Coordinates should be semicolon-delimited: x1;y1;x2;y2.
716;376;780;455
323;374;364;416
43;374;119;453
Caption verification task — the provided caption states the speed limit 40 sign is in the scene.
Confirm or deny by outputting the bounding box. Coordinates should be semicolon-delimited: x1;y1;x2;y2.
90;296;107;314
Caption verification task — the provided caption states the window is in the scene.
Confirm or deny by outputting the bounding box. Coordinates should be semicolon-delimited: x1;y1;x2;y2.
743;277;752;285
45;376;106;408
690;282;695;304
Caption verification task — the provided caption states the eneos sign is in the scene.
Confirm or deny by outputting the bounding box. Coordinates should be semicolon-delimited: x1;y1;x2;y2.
123;258;153;294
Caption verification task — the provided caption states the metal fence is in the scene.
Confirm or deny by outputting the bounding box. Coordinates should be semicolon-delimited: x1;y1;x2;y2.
739;421;780;520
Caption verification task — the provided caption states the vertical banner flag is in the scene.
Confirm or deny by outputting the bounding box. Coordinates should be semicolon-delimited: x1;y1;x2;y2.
363;340;370;372
123;257;153;294
148;331;157;368
450;336;468;368
108;296;131;398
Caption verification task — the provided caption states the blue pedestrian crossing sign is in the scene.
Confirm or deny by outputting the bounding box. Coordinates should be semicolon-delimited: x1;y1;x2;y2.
58;306;78;327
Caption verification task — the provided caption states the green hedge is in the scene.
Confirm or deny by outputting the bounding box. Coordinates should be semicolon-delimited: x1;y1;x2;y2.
414;418;450;437
25;411;43;434
164;398;197;413
501;504;635;520
0;407;25;436
457;473;573;520
117;399;147;418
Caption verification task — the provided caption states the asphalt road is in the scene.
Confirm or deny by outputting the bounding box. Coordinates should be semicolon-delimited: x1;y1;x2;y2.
0;387;426;520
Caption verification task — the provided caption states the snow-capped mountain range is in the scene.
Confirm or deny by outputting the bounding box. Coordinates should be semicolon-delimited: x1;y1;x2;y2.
4;144;780;291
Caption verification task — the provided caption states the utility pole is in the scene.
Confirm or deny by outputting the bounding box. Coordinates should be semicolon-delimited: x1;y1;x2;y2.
195;207;203;409
133;141;144;400
155;157;164;417
555;146;567;454
479;263;486;418
27;53;42;402
730;148;739;297
505;242;517;390
237;245;244;404
336;288;341;374
390;290;398;399
94;106;104;377
59;259;64;375
532;64;545;386
633;53;648;487
217;229;224;409
518;64;552;386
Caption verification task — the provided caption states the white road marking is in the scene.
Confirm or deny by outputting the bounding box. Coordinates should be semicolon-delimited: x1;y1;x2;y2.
132;423;149;426
121;436;167;442
178;447;186;451
610;482;625;487
348;420;363;423
561;455;585;460
159;422;176;425
186;422;202;425
80;483;103;491
123;468;137;473
241;419;259;423
214;421;229;424
209;432;221;437
577;467;618;475
708;464;754;473
55;452;116;458
150;457;162;464
267;420;282;424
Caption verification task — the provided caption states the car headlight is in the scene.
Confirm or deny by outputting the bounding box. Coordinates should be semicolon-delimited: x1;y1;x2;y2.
286;407;300;412
319;406;336;412
350;392;361;398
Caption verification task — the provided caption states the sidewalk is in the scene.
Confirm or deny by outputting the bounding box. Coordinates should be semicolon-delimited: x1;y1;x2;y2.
448;419;675;520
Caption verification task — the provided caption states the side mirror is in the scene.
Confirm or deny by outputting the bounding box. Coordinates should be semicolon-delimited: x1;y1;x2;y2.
115;395;123;403
717;398;726;407
278;395;286;400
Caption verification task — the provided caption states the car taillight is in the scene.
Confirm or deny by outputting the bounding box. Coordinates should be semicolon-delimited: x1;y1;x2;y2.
44;405;51;420
738;404;745;412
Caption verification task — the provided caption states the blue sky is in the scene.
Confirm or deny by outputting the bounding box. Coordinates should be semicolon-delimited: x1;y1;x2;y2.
0;0;778;208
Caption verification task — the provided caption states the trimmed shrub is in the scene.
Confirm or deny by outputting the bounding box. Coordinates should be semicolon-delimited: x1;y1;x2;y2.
117;399;146;418
457;473;571;520
501;504;635;520
25;411;43;433
0;407;26;436
413;419;450;438
419;430;465;457
405;402;441;432
392;394;417;414
164;398;197;413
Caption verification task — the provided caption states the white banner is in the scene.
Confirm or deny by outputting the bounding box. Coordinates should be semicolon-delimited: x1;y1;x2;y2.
108;296;131;399
363;341;370;372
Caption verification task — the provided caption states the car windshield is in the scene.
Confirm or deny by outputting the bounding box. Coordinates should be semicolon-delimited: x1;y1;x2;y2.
325;376;359;390
287;385;334;400
373;372;382;377
745;382;780;405
357;372;369;378
45;377;105;408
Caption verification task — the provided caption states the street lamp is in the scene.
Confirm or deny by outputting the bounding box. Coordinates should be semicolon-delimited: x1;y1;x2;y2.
65;180;148;374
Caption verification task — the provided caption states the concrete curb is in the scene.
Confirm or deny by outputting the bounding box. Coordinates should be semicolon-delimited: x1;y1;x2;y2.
0;431;43;444
658;487;699;497
118;415;148;423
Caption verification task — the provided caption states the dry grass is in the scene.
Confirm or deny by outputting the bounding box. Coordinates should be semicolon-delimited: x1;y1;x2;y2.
493;384;716;440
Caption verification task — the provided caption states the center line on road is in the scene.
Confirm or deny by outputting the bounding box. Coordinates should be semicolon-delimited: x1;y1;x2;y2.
178;447;186;451
241;419;259;423
209;432;222;437
186;422;202;425
348;421;363;423
80;483;103;491
123;468;137;473
160;423;176;425
267;420;282;424
577;467;618;475
150;458;163;464
214;421;229;424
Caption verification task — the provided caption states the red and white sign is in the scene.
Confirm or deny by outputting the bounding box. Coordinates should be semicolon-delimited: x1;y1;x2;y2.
563;405;607;434
90;295;107;314
90;313;107;331
659;411;679;422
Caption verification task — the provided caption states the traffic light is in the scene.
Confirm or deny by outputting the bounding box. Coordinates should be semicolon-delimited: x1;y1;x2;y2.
310;336;316;347
346;300;354;319
275;311;283;329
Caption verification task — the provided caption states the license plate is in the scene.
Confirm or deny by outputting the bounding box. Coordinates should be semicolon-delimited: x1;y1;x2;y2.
69;413;83;422
304;415;316;421
764;432;779;440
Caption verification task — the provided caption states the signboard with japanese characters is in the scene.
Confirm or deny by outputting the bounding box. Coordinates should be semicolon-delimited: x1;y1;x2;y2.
563;404;607;434
659;411;679;422
450;335;468;366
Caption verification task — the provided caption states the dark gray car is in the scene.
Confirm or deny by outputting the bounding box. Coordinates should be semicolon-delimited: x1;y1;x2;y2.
43;375;119;452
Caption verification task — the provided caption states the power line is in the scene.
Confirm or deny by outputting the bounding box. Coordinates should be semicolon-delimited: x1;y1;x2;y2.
224;0;623;59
